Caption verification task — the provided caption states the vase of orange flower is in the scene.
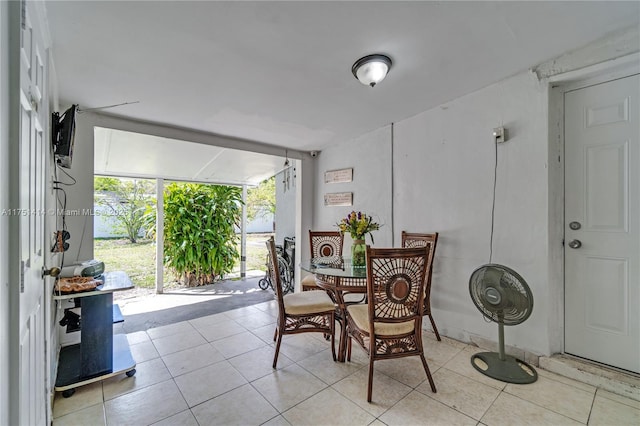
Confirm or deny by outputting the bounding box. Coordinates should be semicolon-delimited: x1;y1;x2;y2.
337;211;380;267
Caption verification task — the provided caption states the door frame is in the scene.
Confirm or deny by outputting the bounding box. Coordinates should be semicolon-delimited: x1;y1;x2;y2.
1;1;12;425
547;52;640;363
7;1;25;424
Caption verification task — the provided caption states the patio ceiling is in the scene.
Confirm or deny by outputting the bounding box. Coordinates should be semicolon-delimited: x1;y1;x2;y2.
93;127;286;186
46;2;640;153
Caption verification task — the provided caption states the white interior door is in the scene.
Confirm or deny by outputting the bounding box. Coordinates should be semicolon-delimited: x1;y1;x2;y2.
17;2;48;424
564;74;640;373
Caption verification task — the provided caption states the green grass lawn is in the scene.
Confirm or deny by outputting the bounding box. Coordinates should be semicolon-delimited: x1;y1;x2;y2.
94;233;271;289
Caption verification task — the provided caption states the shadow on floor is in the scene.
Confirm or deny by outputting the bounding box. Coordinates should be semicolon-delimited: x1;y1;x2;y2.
113;276;275;333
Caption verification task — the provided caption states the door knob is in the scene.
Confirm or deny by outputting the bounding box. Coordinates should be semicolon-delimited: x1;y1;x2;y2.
42;266;61;278
568;240;582;249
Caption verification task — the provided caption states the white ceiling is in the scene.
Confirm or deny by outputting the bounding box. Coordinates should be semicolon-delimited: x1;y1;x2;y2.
93;127;287;185
46;1;639;153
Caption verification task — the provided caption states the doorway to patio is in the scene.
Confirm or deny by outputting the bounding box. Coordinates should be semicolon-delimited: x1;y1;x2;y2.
88;125;299;330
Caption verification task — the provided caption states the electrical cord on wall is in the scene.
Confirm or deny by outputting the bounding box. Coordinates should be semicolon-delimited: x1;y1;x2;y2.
481;138;500;325
390;122;395;244
54;166;77;186
51;158;77;301
489;138;498;264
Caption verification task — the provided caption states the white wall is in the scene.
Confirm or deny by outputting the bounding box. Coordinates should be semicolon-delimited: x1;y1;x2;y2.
297;156;315;290
312;125;393;254
316;71;552;356
60;113;96;264
275;167;296;243
245;212;274;234
93;204;124;238
394;71;551;353
313;27;639;359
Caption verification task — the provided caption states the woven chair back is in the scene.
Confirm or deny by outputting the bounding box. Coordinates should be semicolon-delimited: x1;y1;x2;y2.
265;237;286;315
309;231;344;258
365;246;430;324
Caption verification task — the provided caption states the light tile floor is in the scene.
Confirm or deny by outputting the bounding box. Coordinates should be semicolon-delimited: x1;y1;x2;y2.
53;300;640;426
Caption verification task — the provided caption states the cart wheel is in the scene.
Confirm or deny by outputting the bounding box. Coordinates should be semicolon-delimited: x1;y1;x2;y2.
258;278;269;290
126;369;136;377
62;388;75;398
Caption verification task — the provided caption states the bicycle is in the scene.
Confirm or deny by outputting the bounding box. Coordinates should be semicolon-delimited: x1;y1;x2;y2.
258;237;295;294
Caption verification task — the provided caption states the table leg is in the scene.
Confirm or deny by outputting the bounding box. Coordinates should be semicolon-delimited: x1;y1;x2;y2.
337;307;349;362
316;275;356;363
332;288;349;363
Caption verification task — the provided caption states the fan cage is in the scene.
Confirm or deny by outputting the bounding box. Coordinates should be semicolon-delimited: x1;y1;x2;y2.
469;264;533;326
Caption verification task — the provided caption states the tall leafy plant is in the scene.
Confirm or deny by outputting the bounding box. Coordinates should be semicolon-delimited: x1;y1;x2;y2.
163;183;242;286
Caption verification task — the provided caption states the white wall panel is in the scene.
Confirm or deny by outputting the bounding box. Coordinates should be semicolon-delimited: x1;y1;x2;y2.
312;126;393;254
394;71;550;353
315;71;552;356
275;168;296;242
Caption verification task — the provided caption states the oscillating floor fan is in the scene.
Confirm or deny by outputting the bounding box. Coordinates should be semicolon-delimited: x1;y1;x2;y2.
469;264;537;384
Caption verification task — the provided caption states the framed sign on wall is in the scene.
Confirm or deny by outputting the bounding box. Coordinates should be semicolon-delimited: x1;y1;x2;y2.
324;168;353;184
324;192;353;207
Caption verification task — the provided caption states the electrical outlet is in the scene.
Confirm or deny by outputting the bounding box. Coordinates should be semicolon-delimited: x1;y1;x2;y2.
493;127;507;143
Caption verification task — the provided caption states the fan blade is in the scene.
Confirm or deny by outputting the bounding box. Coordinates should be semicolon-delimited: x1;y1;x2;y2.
483;268;504;287
503;288;530;311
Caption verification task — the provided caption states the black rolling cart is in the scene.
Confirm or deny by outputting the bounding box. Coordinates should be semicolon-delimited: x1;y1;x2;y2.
54;271;137;398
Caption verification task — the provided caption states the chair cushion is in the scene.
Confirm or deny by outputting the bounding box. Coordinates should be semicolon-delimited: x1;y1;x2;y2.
301;274;319;288
284;290;335;315
343;293;366;304
347;304;415;336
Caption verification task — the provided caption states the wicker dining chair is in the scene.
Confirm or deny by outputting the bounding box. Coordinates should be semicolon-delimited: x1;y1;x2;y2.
401;231;441;341
301;231;344;291
346;246;437;402
266;237;336;368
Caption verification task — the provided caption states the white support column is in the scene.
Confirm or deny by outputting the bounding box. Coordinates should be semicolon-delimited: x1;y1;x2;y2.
155;178;164;294
295;159;303;292
241;184;247;279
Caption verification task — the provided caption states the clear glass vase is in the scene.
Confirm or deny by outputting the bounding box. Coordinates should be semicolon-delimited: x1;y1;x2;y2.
351;239;366;268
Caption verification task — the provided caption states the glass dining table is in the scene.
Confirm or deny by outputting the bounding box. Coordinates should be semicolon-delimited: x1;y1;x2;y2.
300;256;367;362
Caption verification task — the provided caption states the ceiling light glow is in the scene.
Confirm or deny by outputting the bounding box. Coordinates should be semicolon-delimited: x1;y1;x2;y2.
352;54;392;87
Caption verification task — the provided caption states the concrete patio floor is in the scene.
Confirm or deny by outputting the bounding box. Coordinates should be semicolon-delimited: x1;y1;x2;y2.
113;270;274;334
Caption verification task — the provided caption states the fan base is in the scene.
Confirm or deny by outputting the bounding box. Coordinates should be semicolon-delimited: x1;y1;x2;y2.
471;352;538;384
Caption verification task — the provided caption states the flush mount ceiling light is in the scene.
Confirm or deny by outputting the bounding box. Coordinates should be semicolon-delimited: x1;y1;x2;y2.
352;54;392;87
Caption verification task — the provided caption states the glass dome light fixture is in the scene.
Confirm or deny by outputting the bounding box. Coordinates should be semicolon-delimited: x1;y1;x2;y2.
352;54;392;87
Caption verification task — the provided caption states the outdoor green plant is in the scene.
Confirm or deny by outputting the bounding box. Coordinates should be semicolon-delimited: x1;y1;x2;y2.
94;177;156;243
246;176;275;222
163;182;243;286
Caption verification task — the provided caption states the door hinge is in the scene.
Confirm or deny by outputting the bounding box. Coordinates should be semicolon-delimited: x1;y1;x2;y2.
20;260;25;293
21;1;26;30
